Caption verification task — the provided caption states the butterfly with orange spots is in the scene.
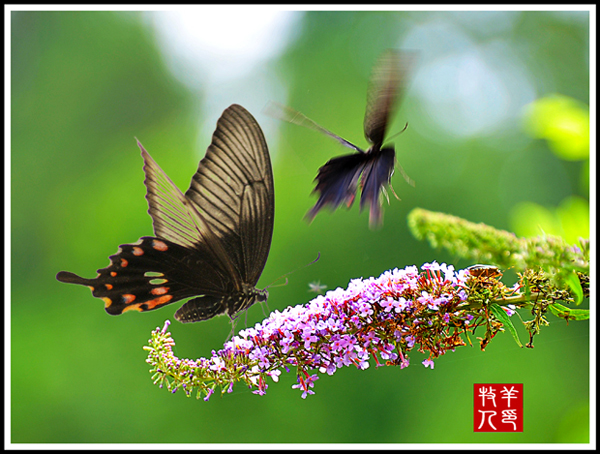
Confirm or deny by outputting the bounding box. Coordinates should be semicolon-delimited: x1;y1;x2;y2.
56;104;274;324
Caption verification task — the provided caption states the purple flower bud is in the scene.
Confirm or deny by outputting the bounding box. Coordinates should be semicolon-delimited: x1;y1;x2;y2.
422;358;435;369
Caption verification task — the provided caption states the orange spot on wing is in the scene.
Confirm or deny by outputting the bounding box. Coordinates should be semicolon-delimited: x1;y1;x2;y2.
120;258;128;267
152;240;168;251
122;294;136;304
145;295;173;310
110;272;117;277
132;247;144;256
122;304;143;313
105;284;113;290
151;287;169;295
102;297;112;308
88;286;95;291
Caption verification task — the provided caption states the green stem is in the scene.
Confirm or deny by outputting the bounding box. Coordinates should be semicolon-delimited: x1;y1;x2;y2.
465;292;542;310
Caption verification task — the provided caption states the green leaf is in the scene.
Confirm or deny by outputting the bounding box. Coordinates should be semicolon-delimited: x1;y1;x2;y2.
565;270;584;305
490;303;523;348
523;94;589;161
549;303;589;321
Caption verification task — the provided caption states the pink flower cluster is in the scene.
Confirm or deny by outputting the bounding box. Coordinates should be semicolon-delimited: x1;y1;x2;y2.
146;262;479;400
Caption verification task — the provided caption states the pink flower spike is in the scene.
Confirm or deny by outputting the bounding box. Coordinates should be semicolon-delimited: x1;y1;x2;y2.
144;261;517;400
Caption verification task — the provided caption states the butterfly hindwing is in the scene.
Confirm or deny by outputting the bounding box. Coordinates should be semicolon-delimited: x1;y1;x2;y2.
174;295;229;323
359;147;396;227
174;289;266;324
56;237;218;315
305;152;369;222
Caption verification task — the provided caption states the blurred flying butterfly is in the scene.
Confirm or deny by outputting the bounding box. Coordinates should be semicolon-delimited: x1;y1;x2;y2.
266;50;417;228
56;104;275;325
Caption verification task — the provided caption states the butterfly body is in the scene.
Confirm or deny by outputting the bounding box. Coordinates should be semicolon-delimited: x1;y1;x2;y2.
57;104;274;324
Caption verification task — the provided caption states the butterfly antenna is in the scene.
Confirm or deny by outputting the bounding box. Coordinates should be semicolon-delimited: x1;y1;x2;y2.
386;121;409;142
267;277;288;289
265;252;321;289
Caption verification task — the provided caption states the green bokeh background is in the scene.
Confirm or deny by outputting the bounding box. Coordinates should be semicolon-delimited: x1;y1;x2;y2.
11;10;590;444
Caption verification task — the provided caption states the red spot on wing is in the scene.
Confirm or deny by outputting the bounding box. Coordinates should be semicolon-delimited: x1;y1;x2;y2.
151;287;169;296
132;247;144;256
122;294;136;304
145;295;173;310
152;240;168;252
120;258;128;267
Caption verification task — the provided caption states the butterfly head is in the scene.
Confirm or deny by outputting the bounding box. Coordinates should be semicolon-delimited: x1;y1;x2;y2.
257;289;269;303
221;285;269;321
243;283;268;303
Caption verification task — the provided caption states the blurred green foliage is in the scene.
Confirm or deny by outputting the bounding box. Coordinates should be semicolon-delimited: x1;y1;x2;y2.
11;10;589;444
510;196;590;245
510;94;589;245
523;94;589;161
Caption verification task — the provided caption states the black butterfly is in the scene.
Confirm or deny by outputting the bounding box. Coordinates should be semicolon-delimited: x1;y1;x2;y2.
267;50;416;228
56;104;275;324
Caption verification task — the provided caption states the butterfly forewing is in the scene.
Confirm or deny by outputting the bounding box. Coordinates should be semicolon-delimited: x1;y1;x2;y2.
140;143;215;252
363;50;417;149
239;182;273;284
185;104;274;289
305;153;368;222
264;102;363;153
140;139;238;285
